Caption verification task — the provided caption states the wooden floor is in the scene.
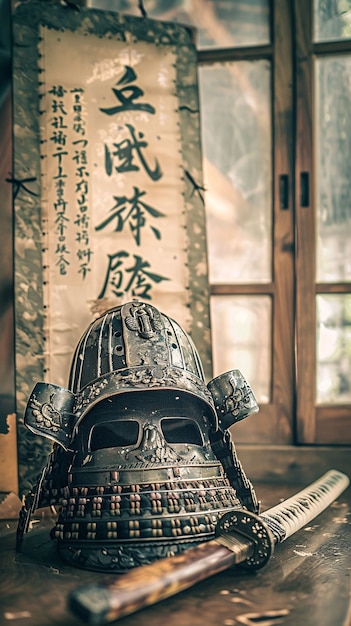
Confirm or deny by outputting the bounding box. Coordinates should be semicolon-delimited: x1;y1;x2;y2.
0;480;350;626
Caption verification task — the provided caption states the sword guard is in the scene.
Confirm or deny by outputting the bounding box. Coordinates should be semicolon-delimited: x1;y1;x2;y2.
216;509;275;570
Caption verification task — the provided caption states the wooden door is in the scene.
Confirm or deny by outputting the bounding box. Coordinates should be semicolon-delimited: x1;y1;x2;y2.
198;0;295;444
295;0;351;444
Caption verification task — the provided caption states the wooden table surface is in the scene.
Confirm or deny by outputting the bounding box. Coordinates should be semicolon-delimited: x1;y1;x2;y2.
1;481;350;626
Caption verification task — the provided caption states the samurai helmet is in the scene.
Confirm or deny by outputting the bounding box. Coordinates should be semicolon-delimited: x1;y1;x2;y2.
18;300;259;572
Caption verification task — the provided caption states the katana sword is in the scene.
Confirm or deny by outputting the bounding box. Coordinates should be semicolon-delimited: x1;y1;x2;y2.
69;469;349;625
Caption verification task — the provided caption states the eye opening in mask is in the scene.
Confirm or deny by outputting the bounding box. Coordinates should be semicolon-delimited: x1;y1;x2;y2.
89;420;139;451
161;417;203;446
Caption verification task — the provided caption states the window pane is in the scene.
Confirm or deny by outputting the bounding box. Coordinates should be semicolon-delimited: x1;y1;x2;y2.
316;294;351;404
200;61;272;284
210;295;271;403
314;0;351;42
315;56;351;282
87;0;270;49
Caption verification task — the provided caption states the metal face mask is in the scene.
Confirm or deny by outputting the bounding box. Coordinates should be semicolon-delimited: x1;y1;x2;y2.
17;301;259;572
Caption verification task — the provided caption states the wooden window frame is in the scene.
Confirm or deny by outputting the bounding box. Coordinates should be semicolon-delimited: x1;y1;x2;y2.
295;0;351;444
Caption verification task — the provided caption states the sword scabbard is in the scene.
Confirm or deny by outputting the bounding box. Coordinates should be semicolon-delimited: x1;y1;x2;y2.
69;537;253;625
69;470;349;625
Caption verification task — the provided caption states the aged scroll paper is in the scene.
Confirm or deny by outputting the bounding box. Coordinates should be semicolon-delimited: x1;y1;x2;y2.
39;27;189;387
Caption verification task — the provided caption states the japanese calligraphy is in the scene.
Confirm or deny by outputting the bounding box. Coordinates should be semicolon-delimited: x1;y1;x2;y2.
97;64;168;298
100;65;156;115
48;85;70;275
99;251;170;300
46;84;92;279
95;186;165;245
104;123;162;181
71;88;92;279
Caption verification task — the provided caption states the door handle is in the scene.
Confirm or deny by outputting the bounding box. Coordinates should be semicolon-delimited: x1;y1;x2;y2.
279;174;289;210
300;172;309;207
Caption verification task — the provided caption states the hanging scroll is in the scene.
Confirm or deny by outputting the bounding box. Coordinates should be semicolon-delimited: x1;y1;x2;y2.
12;1;211;491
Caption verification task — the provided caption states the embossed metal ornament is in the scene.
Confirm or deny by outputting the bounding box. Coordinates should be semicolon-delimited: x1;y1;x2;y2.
17;300;259;572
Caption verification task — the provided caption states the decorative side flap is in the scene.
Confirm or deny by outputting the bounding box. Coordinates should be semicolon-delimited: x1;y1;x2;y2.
207;370;259;430
24;382;75;450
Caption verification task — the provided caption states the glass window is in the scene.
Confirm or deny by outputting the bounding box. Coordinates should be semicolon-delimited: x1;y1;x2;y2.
200;61;272;284
314;0;351;42
316;294;351;404
87;0;270;49
315;56;351;282
210;295;271;403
